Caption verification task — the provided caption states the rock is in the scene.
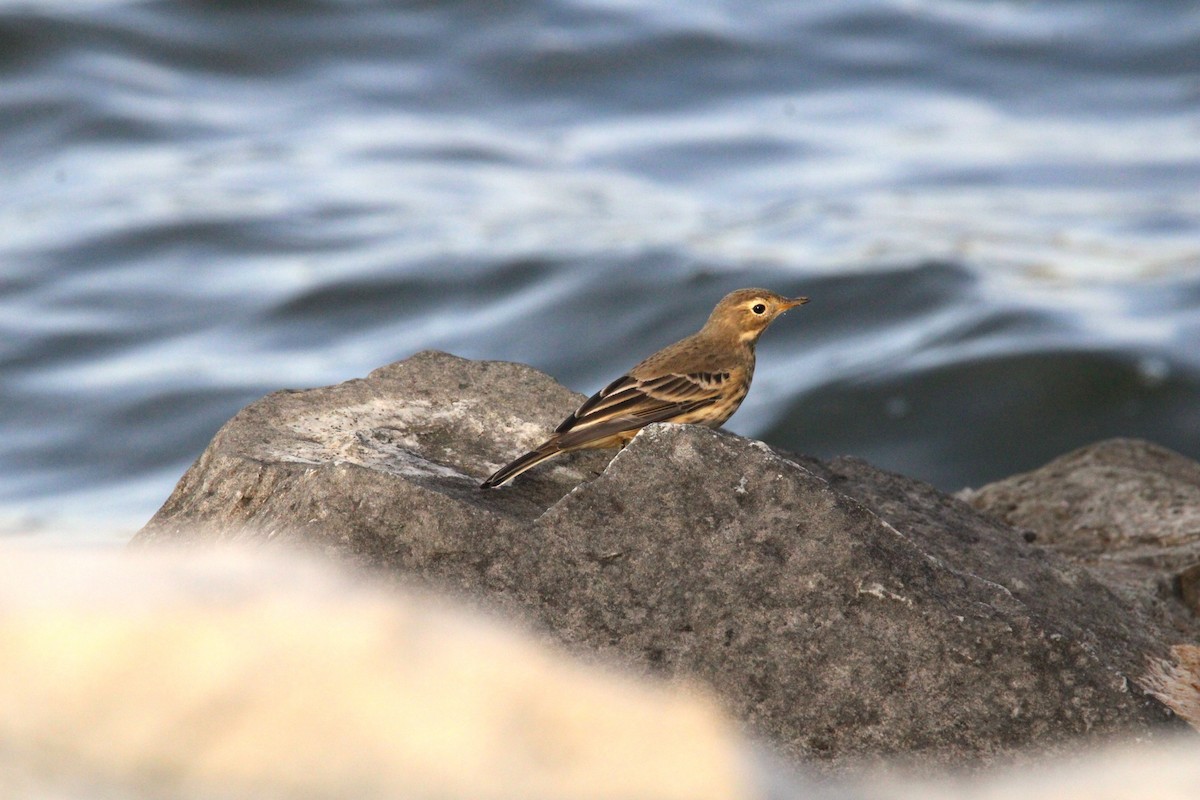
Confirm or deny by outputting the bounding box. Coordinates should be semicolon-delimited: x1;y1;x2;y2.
1180;564;1200;618
515;426;1175;765
136;351;1182;769
5;543;1196;800
1145;645;1200;732
0;545;752;800
960;439;1200;643
876;738;1200;800
137;352;612;588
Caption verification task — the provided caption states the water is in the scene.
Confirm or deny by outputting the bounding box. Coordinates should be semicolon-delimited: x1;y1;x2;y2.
3;0;1199;540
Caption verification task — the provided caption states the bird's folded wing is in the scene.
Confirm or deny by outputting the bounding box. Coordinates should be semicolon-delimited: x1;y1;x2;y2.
551;371;728;448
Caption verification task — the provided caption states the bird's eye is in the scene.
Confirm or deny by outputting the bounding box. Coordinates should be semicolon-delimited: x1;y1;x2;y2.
752;303;767;315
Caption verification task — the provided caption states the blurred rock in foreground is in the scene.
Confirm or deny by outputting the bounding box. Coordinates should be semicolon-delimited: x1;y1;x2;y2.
0;545;749;800
135;351;1192;768
2;545;1198;800
874;738;1200;800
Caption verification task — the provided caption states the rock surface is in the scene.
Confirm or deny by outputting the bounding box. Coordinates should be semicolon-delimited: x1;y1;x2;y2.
136;351;1185;768
961;439;1200;644
1145;644;1200;732
138;352;612;579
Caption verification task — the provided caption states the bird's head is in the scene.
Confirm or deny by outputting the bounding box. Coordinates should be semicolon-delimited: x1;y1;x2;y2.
704;288;809;343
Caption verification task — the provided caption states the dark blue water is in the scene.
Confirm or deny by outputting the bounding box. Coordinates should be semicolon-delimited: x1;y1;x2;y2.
3;0;1199;539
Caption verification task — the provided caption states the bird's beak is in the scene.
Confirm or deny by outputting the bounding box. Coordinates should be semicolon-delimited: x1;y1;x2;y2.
783;296;810;310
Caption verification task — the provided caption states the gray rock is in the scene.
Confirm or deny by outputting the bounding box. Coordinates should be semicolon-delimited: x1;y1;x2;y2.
960;439;1200;643
135;351;1182;768
514;426;1175;765
138;352;612;588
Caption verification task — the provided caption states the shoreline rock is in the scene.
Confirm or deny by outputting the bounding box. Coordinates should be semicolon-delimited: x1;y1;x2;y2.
961;439;1200;647
135;350;1192;767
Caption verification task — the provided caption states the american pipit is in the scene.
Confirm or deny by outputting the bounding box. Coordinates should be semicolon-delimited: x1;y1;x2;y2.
481;288;808;488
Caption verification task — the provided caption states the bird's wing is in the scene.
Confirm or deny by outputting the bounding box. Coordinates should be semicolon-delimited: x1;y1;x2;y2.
551;371;730;448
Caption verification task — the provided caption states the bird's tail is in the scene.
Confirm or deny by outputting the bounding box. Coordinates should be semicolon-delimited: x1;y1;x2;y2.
480;442;564;488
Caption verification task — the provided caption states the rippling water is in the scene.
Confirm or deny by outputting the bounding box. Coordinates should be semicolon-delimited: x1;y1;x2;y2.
3;0;1199;539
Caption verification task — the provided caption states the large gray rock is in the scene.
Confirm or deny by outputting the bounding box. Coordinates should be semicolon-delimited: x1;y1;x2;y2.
136;351;1182;768
960;439;1200;643
513;427;1176;764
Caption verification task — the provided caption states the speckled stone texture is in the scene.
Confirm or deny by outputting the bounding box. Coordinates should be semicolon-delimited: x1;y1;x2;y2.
961;439;1200;644
136;351;613;585
135;351;1186;769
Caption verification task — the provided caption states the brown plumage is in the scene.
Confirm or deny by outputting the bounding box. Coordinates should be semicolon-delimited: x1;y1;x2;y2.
480;288;808;488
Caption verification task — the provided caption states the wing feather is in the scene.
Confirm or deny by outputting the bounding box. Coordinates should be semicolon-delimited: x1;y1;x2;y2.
553;398;718;450
554;375;638;433
551;370;730;447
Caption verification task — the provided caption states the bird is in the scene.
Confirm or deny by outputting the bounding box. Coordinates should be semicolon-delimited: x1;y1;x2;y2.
480;288;808;488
